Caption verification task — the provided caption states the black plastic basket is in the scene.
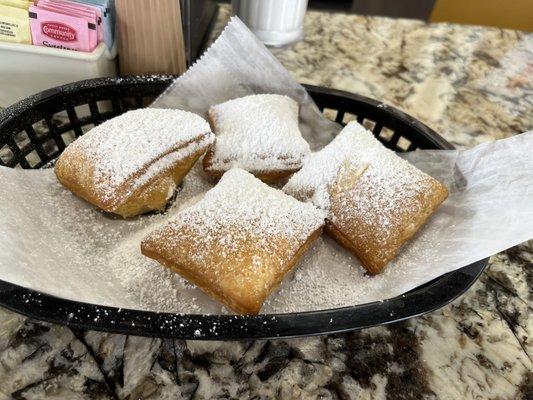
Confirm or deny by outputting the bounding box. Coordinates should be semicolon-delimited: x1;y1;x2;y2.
0;76;488;340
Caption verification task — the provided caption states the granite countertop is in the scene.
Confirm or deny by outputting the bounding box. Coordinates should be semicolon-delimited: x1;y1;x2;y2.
1;5;532;399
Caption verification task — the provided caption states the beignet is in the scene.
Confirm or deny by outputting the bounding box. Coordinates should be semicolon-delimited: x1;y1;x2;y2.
203;94;310;182
284;122;448;274
55;108;214;218
141;168;325;314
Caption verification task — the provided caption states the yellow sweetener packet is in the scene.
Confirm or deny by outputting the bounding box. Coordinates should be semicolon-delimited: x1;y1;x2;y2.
0;0;32;10
0;4;31;44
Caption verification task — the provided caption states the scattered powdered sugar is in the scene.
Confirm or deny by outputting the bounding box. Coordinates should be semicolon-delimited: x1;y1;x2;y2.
57;159;230;314
263;226;445;313
208;94;311;172
60;108;212;202
109;229;186;311
107;227;224;314
263;236;372;313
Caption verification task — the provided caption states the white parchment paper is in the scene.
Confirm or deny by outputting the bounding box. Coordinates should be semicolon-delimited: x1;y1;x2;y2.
152;17;339;150
0;18;531;314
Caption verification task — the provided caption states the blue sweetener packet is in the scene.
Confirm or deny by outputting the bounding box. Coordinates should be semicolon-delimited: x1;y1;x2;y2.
71;0;114;49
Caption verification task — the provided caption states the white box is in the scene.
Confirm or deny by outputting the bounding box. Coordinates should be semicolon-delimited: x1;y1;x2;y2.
0;41;117;107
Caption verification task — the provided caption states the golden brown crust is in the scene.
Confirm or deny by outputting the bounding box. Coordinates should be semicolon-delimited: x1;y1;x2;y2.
283;123;450;275
141;168;325;314
141;222;322;315
55;135;210;218
327;178;448;274
111;148;206;217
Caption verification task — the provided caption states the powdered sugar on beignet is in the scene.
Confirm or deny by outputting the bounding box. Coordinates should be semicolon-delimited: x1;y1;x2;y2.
55;108;213;212
283;122;376;209
204;94;310;180
174;168;324;243
141;168;325;314
284;121;448;274
284;122;438;212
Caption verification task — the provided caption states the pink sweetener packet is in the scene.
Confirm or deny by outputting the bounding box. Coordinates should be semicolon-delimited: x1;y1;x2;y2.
35;4;98;49
37;1;100;47
39;0;102;43
29;4;94;51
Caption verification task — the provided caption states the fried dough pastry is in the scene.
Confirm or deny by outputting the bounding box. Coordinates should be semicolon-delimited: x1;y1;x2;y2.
203;94;310;183
141;168;325;314
284;122;448;274
55;108;213;217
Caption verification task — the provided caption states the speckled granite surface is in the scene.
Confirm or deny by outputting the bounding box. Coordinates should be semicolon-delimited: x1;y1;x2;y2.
1;5;532;399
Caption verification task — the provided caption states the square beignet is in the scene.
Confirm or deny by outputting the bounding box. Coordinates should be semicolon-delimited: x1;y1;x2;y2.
284;122;449;274
55;108;214;218
202;94;310;182
141;168;325;314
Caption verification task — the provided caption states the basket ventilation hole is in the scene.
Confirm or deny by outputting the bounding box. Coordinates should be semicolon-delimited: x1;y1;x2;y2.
122;98;139;110
32;120;49;138
342;112;357;125
97;100;113;114
25;150;41;168
362;119;376;131
61;131;77;147
74;104;92;120
82;124;96;134
14;131;31;149
0;145;14;166
111;98;122;113
322;107;337;121
42;138;59;157
379;126;395;141
396;136;412;151
52;111;70;128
